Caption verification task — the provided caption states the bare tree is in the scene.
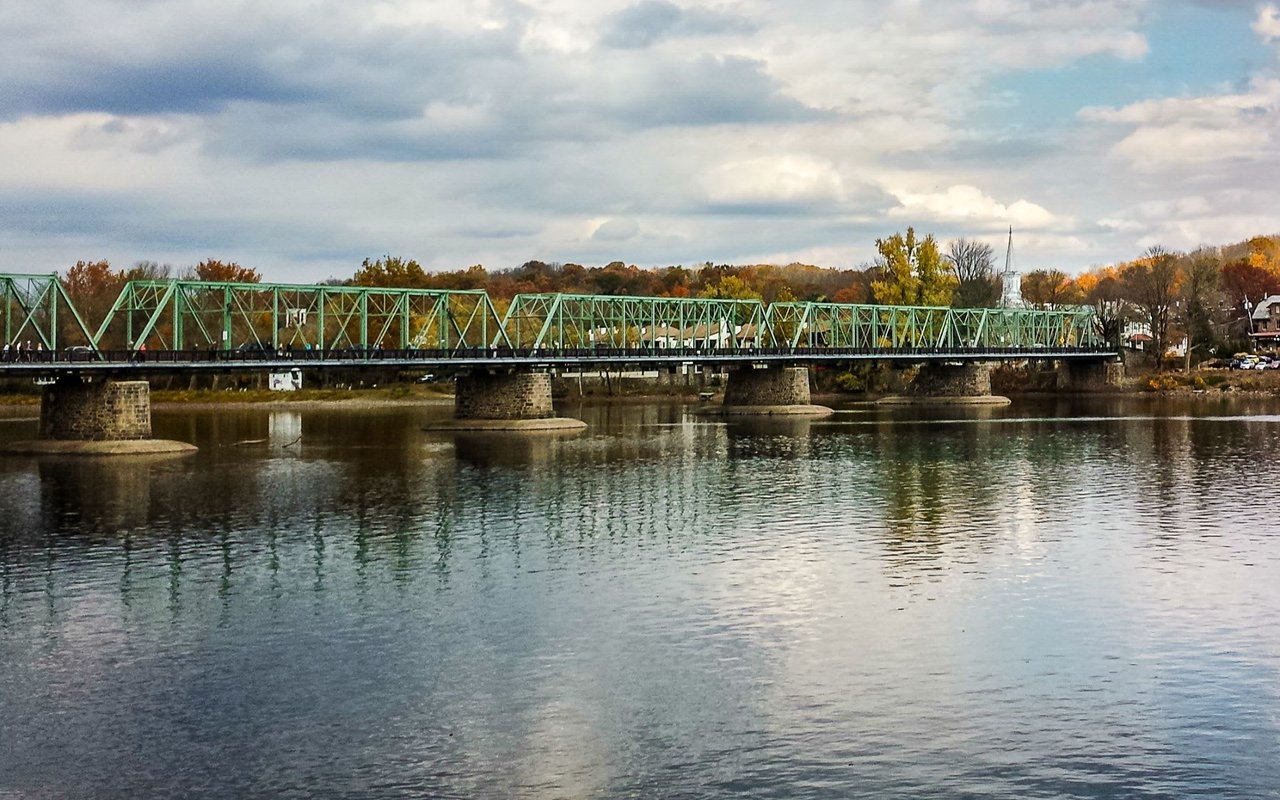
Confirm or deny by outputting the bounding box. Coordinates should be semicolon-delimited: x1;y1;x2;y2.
947;238;1000;307
1178;247;1223;365
1120;245;1181;362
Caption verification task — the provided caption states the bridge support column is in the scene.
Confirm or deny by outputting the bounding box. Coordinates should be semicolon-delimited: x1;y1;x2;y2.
707;366;833;416
41;377;152;440
880;362;1010;405
431;371;586;431
3;377;196;455
1057;359;1124;392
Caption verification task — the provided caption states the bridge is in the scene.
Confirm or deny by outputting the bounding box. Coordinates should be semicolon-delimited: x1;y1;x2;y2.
1;272;1117;442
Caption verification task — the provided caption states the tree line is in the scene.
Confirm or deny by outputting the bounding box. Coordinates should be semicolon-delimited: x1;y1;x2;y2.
50;231;1280;361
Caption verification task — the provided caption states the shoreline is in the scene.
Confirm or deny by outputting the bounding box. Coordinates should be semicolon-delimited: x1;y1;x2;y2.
2;378;1280;413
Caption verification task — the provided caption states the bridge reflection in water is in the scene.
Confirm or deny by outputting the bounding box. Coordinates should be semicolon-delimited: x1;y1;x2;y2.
3;400;1280;799
0;398;1248;621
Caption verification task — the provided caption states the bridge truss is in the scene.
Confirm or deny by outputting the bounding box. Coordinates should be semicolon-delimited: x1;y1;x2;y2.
765;302;1102;350
0;270;1111;363
0;273;96;351
502;293;773;350
90;280;509;351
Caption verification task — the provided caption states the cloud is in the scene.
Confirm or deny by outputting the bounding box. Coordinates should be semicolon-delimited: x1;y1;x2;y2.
701;155;846;208
1080;78;1280;171
886;185;1058;229
599;0;756;49
591;218;641;241
1256;4;1280;42
0;0;1276;278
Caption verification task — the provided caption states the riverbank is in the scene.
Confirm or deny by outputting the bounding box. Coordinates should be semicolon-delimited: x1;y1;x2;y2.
3;369;1280;410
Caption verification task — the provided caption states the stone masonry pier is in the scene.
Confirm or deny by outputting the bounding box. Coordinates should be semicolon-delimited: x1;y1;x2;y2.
1056;359;1124;392
41;378;152;440
708;366;833;417
3;377;196;455
879;362;1010;406
431;371;586;431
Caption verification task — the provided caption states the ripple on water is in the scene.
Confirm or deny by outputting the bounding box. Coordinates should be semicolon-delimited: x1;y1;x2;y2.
1;400;1279;798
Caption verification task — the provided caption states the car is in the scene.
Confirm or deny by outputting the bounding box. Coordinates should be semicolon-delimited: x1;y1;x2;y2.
235;341;277;358
63;345;98;362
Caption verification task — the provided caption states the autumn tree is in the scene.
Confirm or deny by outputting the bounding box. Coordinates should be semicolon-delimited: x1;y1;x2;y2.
870;228;955;306
353;255;426;288
1120;245;1181;360
187;259;261;284
947;238;1000;308
1020;269;1081;309
1074;267;1128;348
60;260;126;344
697;275;761;300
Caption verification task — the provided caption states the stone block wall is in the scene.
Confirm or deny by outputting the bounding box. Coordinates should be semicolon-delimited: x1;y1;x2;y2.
455;372;554;420
40;379;152;440
907;363;993;397
1057;360;1124;391
724;367;811;406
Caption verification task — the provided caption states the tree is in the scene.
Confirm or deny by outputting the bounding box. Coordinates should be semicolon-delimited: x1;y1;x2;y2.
697;275;760;300
1178;247;1223;363
947;238;1000;308
870;227;955;306
188;259;261;284
1120;245;1181;361
61;260;126;344
124;260;172;281
1020;269;1081;309
1075;267;1128;348
1220;258;1280;317
353;256;425;288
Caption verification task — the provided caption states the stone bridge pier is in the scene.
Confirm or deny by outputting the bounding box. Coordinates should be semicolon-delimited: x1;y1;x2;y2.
880;361;1010;406
1057;359;1124;391
432;370;586;431
708;366;833;416
4;377;196;455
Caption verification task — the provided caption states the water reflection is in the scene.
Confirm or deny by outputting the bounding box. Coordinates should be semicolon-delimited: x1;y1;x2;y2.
1;398;1279;798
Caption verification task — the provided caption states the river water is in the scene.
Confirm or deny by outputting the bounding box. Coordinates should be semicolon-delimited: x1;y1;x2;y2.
1;397;1278;799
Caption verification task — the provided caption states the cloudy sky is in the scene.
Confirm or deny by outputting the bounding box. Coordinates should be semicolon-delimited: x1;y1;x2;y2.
1;0;1278;282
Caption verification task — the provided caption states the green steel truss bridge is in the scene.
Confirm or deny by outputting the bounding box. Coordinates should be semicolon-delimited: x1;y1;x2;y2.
0;273;1112;374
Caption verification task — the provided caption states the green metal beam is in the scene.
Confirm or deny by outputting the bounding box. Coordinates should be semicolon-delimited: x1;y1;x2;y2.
0;272;97;352
0;271;1108;357
86;279;511;351
502;293;774;350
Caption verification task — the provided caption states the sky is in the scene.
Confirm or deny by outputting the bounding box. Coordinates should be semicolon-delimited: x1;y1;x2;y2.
1;0;1278;282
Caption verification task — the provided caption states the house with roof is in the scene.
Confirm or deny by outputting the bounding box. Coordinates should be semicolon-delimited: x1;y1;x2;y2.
1250;295;1280;342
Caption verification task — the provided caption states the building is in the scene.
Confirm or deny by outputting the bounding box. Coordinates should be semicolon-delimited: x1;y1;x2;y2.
1250;295;1280;343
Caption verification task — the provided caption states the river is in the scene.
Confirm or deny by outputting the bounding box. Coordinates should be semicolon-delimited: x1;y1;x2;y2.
1;397;1278;798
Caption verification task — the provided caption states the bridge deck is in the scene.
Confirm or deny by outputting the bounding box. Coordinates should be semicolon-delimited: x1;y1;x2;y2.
0;346;1115;377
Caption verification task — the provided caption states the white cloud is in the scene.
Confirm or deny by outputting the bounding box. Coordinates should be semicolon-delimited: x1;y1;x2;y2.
0;0;1275;277
701;155;846;206
1255;4;1280;43
590;217;641;241
1081;78;1280;171
886;185;1059;229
